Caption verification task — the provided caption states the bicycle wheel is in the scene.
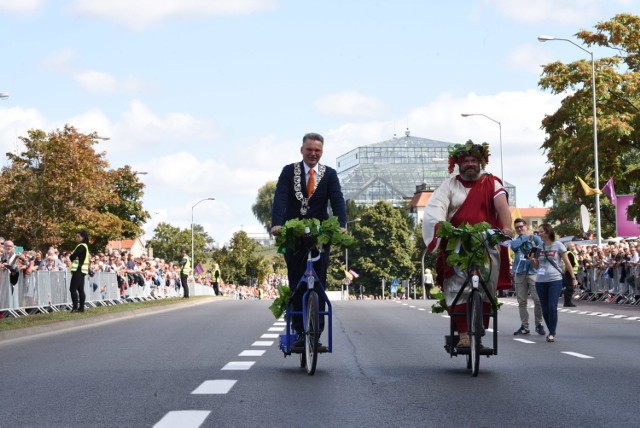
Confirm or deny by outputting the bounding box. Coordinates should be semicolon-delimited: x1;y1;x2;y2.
305;290;319;375
469;290;482;377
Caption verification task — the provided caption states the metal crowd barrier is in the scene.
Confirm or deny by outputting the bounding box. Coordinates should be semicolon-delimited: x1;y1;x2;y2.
0;270;215;317
576;265;640;304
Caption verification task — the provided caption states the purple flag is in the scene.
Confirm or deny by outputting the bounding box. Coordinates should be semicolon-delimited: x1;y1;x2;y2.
194;262;204;276
602;177;616;206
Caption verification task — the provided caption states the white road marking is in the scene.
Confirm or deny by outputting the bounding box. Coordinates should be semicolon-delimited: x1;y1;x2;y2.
409;305;416;308
153;411;210;428
273;322;286;326
562;352;594;359
597;313;614;317
268;327;284;332
239;350;265;357
586;312;602;316
252;341;274;346
611;315;627;319
222;361;255;370
418;308;426;311
192;380;237;395
514;338;535;344
261;333;279;338
626;317;640;321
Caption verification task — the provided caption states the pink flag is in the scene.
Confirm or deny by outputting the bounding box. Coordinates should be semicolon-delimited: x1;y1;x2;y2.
194;262;205;275
348;269;359;278
602;177;616;206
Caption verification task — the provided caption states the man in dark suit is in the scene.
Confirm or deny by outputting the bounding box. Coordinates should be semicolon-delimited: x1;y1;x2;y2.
271;132;347;346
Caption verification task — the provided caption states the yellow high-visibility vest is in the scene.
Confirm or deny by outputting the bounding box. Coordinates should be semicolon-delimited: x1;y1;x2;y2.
71;243;90;274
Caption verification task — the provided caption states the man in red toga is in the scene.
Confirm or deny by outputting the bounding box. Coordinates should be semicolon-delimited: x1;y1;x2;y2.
422;140;513;348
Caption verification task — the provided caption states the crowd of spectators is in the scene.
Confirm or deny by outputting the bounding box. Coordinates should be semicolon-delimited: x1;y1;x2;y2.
572;239;640;303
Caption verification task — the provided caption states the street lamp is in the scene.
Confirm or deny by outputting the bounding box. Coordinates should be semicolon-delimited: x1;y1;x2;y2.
191;197;215;268
461;113;503;183
538;35;601;245
0;93;8;99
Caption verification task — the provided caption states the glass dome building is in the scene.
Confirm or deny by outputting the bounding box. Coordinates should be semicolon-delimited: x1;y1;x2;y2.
336;131;516;208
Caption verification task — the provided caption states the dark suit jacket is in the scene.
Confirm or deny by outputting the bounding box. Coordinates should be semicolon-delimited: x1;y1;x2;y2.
271;162;346;228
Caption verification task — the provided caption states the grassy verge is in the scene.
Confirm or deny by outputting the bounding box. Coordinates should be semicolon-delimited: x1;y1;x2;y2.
0;296;213;332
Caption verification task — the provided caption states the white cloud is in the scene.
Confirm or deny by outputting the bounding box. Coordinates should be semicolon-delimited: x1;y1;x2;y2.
69;0;279;31
74;70;118;94
505;44;551;74
42;49;76;73
483;0;628;24
0;105;47;158
0;0;45;13
325;89;563;208
315;91;388;118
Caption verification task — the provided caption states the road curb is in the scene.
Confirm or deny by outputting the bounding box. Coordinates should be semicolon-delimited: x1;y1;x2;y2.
0;297;219;342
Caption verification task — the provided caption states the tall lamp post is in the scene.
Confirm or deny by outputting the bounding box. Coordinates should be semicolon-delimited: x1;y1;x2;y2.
461;113;503;184
344;218;361;300
191;197;215;268
538;35;601;245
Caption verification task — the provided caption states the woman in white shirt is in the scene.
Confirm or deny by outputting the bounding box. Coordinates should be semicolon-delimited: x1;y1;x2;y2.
529;223;577;343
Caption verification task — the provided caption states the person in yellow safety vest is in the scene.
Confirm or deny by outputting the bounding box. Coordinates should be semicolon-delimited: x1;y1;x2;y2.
179;248;191;298
563;242;579;307
69;230;90;313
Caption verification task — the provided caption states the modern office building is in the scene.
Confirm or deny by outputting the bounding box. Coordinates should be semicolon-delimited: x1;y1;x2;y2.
336;130;516;222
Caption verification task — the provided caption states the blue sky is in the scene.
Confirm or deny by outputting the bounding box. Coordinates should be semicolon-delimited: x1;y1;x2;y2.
0;0;637;246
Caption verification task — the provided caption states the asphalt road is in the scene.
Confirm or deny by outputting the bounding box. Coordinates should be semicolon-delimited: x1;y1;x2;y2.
0;297;638;427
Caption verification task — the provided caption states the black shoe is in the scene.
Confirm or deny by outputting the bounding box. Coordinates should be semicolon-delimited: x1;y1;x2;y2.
293;335;305;348
514;326;530;335
535;324;546;335
563;303;576;307
70;308;78;313
78;308;85;313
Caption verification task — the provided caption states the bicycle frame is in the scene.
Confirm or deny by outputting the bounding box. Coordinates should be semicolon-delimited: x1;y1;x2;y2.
281;248;333;354
448;265;499;355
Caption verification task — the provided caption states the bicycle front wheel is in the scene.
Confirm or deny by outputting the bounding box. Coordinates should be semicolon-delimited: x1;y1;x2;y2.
305;290;319;375
469;290;482;377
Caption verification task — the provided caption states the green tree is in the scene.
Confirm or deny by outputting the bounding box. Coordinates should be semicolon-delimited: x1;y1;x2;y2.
147;222;213;265
348;201;416;296
538;13;640;236
147;222;183;262
215;230;260;285
0;126;144;251
252;180;276;233
105;166;150;239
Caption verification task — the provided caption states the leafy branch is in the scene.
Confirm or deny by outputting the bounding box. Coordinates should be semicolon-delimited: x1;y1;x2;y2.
275;216;355;254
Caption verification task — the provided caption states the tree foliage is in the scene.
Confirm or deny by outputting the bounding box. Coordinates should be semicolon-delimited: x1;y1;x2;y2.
252;180;276;233
538;13;640;237
0;126;148;251
147;222;213;265
347;201;416;295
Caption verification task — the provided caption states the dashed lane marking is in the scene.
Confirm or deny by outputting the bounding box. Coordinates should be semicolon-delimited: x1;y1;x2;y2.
239;350;265;357
221;361;255;370
562;352;594;359
153;411;210;428
252;341;274;346
514;338;535;344
268;327;284;332
191;380;237;395
273;322;286;326
261;333;279;338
